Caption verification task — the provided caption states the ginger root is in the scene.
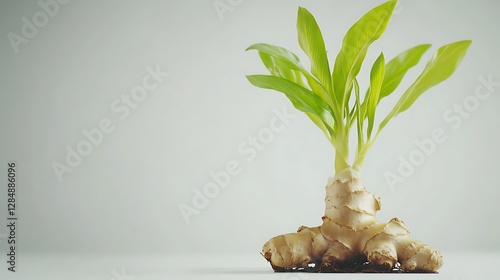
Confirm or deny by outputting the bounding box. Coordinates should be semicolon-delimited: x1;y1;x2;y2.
262;168;443;272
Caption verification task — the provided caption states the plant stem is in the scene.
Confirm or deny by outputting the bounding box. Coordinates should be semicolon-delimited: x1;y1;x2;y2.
334;122;350;173
335;151;349;173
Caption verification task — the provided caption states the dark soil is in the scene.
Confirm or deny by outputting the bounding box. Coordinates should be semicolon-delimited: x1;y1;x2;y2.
271;261;438;273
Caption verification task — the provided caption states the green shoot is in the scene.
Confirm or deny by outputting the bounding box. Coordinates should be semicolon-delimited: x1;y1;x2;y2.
246;0;471;173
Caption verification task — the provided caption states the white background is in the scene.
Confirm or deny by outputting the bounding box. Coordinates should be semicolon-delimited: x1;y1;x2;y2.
0;0;499;278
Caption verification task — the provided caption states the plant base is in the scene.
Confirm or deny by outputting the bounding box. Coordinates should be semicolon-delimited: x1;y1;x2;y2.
268;259;438;273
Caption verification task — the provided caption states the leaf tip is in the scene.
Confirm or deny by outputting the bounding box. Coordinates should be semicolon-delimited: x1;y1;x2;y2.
245;44;257;52
245;75;257;84
421;43;432;50
455;39;472;46
297;6;312;17
462;40;472;47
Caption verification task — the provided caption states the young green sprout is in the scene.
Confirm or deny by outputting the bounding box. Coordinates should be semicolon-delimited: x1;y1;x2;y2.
246;0;470;273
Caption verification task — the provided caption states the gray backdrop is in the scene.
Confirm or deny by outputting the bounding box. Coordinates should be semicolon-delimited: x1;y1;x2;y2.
0;0;499;260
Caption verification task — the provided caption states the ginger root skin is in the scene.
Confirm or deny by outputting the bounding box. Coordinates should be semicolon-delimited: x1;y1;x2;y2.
262;168;443;272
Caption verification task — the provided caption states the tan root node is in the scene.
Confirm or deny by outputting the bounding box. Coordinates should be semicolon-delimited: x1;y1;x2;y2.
261;168;443;273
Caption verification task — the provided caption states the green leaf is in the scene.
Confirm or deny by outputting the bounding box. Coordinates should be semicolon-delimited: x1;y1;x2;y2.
353;79;364;153
246;1;471;173
366;53;385;139
258;51;275;73
259;52;298;83
379;40;472;131
247;43;304;71
249;55;332;139
380;44;432;101
332;0;396;114
306;112;332;140
356;44;431;127
297;7;334;100
247;43;330;106
246;75;335;131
